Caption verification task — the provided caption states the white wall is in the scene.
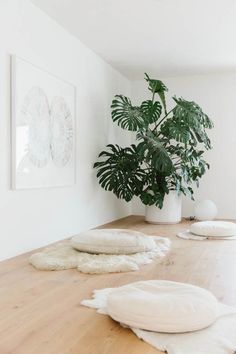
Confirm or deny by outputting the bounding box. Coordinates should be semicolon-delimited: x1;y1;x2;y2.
131;73;236;219
1;1;235;261
0;0;131;261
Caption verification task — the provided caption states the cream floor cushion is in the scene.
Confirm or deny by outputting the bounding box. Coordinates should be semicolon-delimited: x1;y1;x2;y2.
71;229;157;255
106;280;218;333
190;221;236;237
82;285;236;354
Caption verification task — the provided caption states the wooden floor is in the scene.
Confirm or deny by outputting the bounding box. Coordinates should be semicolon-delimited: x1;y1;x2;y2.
1;215;236;354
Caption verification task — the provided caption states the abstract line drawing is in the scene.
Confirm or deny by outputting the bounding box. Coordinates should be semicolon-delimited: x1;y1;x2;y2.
11;56;76;189
21;90;74;168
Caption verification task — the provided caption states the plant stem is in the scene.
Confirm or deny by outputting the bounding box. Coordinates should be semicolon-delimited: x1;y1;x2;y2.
152;108;174;132
151;90;155;104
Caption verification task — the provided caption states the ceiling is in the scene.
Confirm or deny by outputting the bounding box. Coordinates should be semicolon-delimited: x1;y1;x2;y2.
31;0;236;80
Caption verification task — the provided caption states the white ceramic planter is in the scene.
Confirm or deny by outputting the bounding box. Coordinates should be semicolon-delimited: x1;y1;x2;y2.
145;191;182;224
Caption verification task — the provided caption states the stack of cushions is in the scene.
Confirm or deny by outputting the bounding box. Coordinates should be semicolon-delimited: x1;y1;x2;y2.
190;221;236;238
71;229;157;254
177;220;236;240
105;280;219;332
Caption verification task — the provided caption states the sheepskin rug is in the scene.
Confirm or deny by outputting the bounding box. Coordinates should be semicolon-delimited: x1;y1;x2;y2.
29;236;170;274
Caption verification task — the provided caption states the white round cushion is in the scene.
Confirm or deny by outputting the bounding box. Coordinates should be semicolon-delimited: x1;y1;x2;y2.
190;221;236;237
71;229;156;255
107;280;218;333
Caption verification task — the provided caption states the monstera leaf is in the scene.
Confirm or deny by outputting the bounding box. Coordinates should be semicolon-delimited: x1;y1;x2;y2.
111;95;144;131
173;97;213;129
145;73;168;114
160;116;192;145
94;144;145;202
170;97;213;149
137;131;173;175
140;100;162;124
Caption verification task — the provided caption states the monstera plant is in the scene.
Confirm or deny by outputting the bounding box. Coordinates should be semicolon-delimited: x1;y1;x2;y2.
94;74;213;218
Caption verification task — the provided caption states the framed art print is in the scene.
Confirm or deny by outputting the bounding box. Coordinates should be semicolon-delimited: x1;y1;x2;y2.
11;56;76;189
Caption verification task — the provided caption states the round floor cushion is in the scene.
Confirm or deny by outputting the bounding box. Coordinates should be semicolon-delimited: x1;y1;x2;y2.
71;229;157;255
106;280;219;333
190;221;236;237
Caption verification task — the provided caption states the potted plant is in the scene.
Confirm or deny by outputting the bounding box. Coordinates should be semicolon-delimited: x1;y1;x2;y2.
94;74;213;224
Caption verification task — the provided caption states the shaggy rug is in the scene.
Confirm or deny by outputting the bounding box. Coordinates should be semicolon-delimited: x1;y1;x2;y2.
82;288;236;354
29;236;170;274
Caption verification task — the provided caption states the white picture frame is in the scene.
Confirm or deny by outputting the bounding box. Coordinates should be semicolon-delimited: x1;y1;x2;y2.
11;56;76;189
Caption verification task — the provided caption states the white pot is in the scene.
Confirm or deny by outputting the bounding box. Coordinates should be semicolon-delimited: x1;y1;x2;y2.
145;191;182;224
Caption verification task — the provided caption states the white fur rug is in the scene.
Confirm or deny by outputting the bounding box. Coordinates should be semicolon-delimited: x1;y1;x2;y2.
177;230;236;241
82;288;236;354
29;236;170;274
